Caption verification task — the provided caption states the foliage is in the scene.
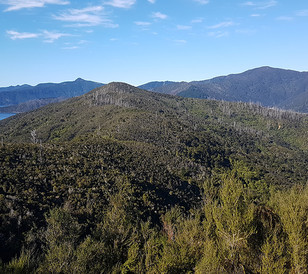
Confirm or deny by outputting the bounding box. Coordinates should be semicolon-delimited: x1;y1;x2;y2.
0;82;307;272
270;185;308;273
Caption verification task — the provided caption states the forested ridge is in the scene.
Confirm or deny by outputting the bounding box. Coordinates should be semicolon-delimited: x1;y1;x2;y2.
140;67;308;113
0;82;307;273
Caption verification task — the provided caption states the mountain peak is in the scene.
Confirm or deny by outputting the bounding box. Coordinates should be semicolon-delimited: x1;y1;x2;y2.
105;82;138;91
89;82;141;96
258;66;274;70
85;82;169;111
85;82;143;108
75;77;85;82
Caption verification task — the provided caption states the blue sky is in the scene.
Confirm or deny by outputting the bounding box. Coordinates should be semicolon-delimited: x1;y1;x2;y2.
1;0;308;86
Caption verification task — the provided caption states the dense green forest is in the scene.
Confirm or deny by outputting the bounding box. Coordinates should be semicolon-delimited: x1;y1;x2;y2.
0;83;307;273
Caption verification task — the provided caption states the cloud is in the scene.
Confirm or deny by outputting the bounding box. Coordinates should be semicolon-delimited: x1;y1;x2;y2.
208;31;229;38
148;0;155;3
42;30;71;43
191;18;203;23
208;21;235;29
62;39;89;49
54;6;118;27
193;0;209;4
242;1;255;6
3;0;69;12
152;12;167;20
296;10;308;17
177;25;192;30
276;16;293;21
76;40;89;45
6;30;40;39
235;28;256;35
135;21;151;26
7;29;71;43
105;0;136;8
242;1;277;9
63;46;79;50
257;0;277;9
174;39;187;44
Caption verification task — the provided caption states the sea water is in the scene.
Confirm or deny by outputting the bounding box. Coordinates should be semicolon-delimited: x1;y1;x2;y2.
0;113;15;120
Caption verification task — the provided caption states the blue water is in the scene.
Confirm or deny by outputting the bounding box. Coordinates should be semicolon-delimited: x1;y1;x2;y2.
0;113;15;120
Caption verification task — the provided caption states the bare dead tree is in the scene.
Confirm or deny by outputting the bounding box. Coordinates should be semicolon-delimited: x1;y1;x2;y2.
30;129;38;144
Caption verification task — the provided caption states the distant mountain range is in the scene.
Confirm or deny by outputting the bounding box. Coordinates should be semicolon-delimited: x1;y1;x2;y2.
0;78;103;112
140;67;308;113
1;67;308;113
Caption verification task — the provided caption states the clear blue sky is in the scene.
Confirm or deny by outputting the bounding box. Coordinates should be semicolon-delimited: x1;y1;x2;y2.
1;0;308;86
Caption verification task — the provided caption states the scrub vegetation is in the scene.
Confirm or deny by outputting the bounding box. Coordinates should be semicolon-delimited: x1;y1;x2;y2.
0;83;307;273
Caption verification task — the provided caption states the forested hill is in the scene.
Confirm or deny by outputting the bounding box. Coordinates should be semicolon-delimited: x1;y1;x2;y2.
141;67;308;113
0;82;307;273
1;81;307;150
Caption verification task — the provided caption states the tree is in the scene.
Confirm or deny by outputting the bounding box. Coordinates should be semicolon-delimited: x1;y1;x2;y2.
259;228;287;274
270;185;308;273
38;207;81;273
204;175;256;272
